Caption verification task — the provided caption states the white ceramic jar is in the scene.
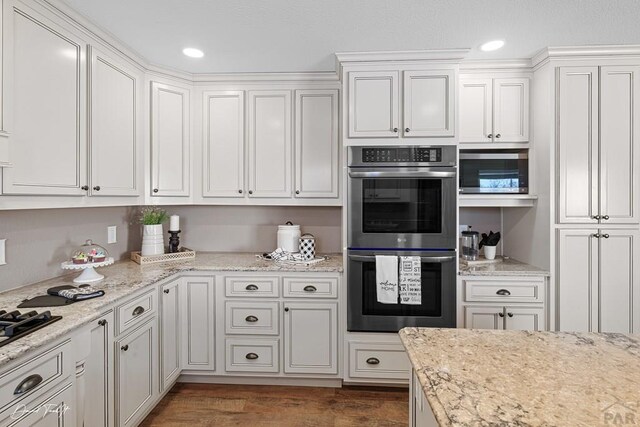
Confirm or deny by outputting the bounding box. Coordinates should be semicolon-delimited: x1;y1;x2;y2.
277;222;301;253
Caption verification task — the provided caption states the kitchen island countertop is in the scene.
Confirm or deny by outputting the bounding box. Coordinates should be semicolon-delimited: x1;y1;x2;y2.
399;327;640;426
0;252;342;368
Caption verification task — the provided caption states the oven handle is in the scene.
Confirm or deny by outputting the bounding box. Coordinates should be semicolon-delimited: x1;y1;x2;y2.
348;168;456;179
348;254;456;263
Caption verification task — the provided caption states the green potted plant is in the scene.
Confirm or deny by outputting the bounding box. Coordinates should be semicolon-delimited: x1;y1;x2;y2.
140;206;169;256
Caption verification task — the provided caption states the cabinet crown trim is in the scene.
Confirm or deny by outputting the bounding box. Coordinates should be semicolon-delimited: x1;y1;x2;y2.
335;49;470;64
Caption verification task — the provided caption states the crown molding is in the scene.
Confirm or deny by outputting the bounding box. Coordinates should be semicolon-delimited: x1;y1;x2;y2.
532;45;640;68
191;71;339;83
459;59;533;73
335;49;470;64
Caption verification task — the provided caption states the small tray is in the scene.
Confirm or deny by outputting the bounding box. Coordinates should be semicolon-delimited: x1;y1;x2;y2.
131;248;196;265
460;256;504;266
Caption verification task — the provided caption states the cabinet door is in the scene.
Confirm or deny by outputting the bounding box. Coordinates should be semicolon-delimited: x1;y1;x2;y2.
600;66;640;224
202;90;245;198
599;229;640;333
180;277;215;371
557;229;598;332
557;67;600;224
463;306;503;329
493;78;529;143
89;47;139;197
84;312;114;427
348;71;399;138
403;70;455;137
283;302;338;374
459;79;493;143
116;318;157;427
2;3;87;195
247;90;292;198
150;82;190;197
504;307;545;331
294;89;339;199
160;280;180;390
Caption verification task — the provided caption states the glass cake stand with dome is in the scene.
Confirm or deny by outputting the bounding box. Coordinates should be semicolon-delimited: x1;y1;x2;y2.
60;239;114;283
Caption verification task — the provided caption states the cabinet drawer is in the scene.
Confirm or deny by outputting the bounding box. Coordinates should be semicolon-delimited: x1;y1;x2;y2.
225;301;279;335
463;278;544;303
348;341;411;381
225;276;279;298
283;276;338;298
0;340;72;414
116;289;157;336
2;381;75;426
225;338;279;373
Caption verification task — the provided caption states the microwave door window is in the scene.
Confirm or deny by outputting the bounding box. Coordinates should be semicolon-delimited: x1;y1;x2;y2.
361;261;442;317
479;170;520;190
362;178;442;234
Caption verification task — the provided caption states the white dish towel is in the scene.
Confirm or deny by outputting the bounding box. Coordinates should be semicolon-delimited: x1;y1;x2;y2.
399;256;422;305
376;255;398;304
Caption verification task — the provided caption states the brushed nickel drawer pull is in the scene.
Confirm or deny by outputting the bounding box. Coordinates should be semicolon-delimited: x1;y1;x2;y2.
245;284;258;291
245;315;259;323
366;357;380;365
245;352;259;360
132;306;145;316
496;289;511;296
14;374;43;395
303;285;317;292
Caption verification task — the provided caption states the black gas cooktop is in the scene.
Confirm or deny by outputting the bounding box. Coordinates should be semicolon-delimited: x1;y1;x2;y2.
0;310;62;348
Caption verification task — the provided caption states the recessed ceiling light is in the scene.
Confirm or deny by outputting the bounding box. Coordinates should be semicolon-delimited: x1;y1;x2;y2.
480;40;505;52
182;48;204;58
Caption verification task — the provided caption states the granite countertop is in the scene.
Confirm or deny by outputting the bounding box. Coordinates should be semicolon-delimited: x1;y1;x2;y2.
0;252;342;368
459;257;550;276
399;327;640;427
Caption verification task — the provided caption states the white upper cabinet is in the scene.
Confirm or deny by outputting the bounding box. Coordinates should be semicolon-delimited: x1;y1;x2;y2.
89;47;139;197
247;90;292;198
348;71;399;138
459;79;492;143
599;66;640;224
2;2;87;195
151;82;190;197
459;76;529;144
403;70;455;137
202;90;245;198
557;66;639;225
294;89;339;199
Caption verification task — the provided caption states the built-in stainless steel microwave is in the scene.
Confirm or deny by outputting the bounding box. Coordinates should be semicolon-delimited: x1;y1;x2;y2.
459;150;528;194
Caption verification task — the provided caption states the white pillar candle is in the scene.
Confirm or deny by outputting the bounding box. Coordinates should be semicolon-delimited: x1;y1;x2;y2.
169;215;180;231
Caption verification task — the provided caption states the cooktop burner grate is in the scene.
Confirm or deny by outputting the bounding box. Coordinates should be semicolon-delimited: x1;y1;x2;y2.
0;310;62;348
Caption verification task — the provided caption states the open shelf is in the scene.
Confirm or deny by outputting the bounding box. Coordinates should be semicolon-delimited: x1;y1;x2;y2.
459;194;538;208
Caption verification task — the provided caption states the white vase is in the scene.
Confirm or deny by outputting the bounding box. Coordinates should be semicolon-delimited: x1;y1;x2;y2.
484;245;497;260
141;224;165;256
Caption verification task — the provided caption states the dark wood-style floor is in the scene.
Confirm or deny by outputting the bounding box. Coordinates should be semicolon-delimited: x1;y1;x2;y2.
140;383;409;426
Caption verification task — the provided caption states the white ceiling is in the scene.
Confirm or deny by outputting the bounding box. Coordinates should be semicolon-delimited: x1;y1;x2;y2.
62;0;640;73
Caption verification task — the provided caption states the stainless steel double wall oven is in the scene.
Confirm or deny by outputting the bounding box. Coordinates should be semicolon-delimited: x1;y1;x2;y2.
347;146;457;332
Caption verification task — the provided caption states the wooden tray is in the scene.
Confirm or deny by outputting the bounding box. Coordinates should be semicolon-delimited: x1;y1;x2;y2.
131;248;196;265
459;256;504;266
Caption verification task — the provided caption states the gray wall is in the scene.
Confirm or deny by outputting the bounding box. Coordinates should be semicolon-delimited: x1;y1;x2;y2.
0;205;342;291
460;207;503;254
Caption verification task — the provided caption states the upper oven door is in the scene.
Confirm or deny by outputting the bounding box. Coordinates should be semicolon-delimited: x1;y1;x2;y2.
348;167;457;250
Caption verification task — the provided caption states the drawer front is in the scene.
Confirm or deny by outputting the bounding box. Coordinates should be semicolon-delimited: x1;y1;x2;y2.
463;278;544;303
283;277;338;299
0;340;72;414
225;301;279;335
225;338;279;373
225;276;279;298
117;289;157;335
2;381;75;426
348;341;411;381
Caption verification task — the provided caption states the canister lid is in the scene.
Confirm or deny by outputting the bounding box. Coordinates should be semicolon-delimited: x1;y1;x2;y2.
461;230;479;235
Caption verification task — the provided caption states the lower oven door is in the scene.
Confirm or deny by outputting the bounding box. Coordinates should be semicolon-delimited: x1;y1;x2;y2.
347;250;457;332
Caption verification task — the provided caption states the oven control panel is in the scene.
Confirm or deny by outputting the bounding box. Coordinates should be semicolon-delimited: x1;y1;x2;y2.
362;147;442;163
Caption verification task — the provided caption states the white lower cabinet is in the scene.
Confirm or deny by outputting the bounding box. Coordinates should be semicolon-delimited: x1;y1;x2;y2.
116;318;158;427
460;276;548;331
347;341;411;382
180;277;215;371
83;312;114;427
558;228;640;333
160;280;181;390
7;382;76;427
410;369;438;427
283;302;338;374
225;338;280;373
